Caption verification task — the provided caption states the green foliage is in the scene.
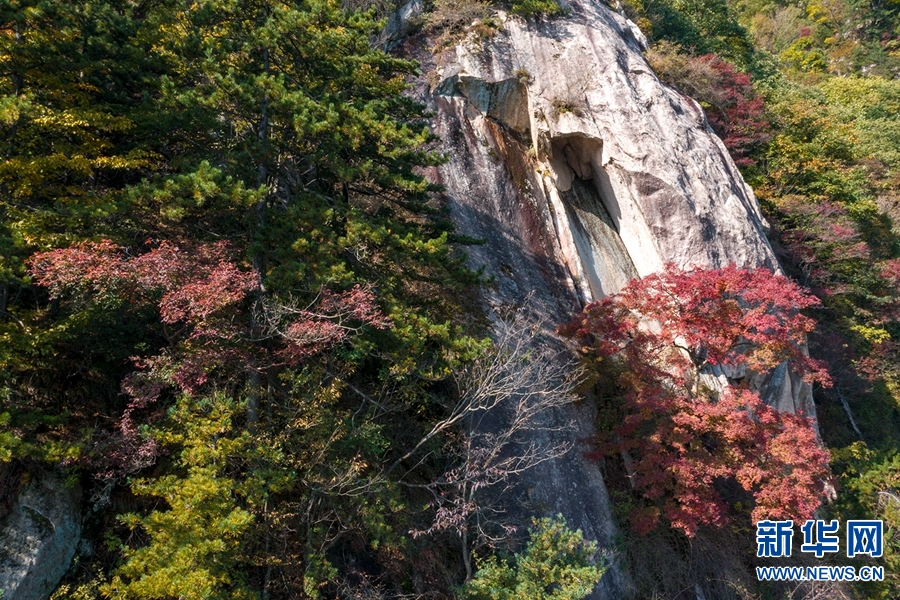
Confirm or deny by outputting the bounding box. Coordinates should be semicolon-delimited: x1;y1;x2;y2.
828;443;900;598
0;0;174;464
755;78;900;458
632;0;755;67
818;76;900;169
15;0;900;597
729;0;900;76
641;0;900;593
508;0;564;16
50;578;104;600
461;516;606;600
105;394;275;600
0;411;21;462
1;0;489;597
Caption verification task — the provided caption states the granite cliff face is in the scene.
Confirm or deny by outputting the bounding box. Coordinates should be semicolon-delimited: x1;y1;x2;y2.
402;1;815;596
423;1;779;290
0;472;81;600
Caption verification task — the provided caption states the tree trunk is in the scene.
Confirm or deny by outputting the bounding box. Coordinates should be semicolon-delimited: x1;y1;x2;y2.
0;282;8;322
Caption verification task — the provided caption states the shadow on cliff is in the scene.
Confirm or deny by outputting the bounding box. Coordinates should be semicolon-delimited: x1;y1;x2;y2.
438;197;631;598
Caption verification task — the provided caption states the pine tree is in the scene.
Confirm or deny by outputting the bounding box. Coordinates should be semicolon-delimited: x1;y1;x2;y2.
15;0;484;597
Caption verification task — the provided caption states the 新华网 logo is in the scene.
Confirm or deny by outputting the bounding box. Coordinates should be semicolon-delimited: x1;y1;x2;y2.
755;519;885;582
756;519;883;558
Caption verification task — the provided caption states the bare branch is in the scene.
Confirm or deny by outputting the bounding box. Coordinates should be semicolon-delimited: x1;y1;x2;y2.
409;305;582;559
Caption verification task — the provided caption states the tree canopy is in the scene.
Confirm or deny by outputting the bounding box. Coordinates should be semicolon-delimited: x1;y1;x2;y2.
5;0;900;597
1;0;489;597
561;265;832;536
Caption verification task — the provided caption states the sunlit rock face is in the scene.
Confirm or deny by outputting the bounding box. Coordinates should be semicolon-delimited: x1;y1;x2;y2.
399;1;811;597
424;1;778;293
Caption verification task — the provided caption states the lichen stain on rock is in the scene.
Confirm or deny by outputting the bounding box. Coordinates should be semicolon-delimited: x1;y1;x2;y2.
481;119;556;265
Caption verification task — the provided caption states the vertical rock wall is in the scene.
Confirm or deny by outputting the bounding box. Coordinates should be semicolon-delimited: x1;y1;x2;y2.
423;2;779;287
402;1;814;597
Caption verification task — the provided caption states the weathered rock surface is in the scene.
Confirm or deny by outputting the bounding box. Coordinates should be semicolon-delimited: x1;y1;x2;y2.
427;1;778;283
379;0;424;50
0;472;81;600
401;1;814;597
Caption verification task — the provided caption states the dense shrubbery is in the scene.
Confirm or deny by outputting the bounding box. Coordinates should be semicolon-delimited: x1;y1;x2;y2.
0;2;602;598
561;265;832;536
508;0;563;16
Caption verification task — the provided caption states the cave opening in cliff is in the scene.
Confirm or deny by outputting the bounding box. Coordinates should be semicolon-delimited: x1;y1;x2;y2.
549;135;638;298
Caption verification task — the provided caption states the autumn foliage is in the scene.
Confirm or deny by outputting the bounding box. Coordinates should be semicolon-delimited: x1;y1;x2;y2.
645;43;770;167
28;240;258;329
560;265;832;536
27;239;390;369
27;239;391;480
700;56;770;167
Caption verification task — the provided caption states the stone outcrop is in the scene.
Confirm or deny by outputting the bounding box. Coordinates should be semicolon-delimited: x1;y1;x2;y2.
379;0;425;50
400;1;813;597
423;1;778;292
0;472;81;600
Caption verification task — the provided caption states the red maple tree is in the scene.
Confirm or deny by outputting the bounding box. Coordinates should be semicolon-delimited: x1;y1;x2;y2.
697;55;772;168
560;264;832;536
28;239;390;478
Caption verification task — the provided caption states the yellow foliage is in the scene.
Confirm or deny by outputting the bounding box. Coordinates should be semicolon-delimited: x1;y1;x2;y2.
851;325;892;345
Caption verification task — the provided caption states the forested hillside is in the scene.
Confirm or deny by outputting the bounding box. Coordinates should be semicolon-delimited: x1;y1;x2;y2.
2;0;900;598
0;1;487;597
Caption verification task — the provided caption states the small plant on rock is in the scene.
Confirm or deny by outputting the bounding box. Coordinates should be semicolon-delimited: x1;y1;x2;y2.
514;67;532;84
509;0;564;17
551;98;582;116
427;0;490;47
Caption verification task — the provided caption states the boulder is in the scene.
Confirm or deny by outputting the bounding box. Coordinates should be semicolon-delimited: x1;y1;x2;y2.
0;472;81;600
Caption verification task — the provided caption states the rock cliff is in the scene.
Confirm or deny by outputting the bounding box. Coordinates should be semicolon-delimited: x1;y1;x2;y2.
401;1;815;596
0;472;81;600
0;2;818;598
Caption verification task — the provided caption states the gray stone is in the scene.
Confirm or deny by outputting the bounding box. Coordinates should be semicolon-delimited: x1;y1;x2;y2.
430;2;779;283
380;0;424;50
0;472;81;600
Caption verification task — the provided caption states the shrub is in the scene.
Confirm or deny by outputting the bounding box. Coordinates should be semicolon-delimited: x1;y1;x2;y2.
427;0;490;42
509;0;564;17
461;515;606;600
514;67;532;84
646;42;771;166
